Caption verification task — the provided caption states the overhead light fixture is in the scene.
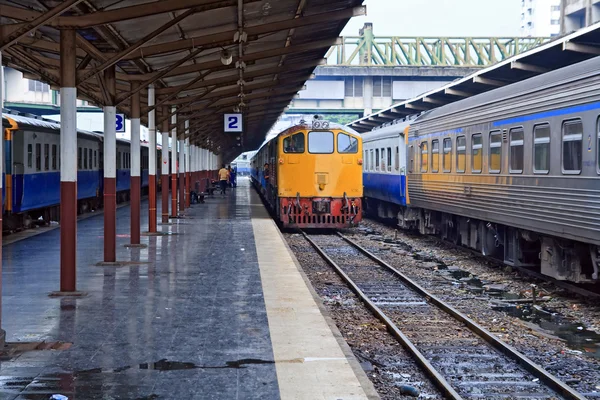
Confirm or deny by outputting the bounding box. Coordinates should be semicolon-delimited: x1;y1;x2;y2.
220;49;233;65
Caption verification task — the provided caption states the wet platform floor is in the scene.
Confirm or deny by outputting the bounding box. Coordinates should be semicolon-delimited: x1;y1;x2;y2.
0;179;281;399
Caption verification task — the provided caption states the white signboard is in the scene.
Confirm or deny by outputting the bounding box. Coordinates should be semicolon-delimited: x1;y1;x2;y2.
116;114;126;133
224;113;243;132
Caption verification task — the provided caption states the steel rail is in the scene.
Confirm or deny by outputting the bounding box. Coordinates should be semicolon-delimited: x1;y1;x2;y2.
300;230;464;400
336;232;588;400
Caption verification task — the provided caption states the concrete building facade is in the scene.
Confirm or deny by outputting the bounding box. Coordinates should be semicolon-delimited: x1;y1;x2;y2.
560;0;600;33
521;0;562;36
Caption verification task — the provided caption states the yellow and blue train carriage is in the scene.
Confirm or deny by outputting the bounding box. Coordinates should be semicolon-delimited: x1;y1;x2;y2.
251;118;363;228
1;112;157;231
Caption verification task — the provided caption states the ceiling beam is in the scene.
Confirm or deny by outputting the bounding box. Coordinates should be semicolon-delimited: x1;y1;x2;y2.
473;76;507;87
405;103;430;111
118;7;364;60
155;59;323;95
130;37;340;81
562;41;600;55
422;96;448;105
0;0;263;28
78;8;198;85
0;0;84;50
444;88;471;97
510;61;549;73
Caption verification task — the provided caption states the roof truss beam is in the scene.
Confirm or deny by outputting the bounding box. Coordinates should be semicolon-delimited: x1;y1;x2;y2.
118;7;364;61
0;0;84;50
510;61;549;73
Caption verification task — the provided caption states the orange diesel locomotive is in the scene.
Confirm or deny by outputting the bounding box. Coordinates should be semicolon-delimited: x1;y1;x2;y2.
251;118;363;228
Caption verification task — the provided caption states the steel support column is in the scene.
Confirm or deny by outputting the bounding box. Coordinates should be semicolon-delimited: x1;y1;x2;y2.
170;107;178;217
103;66;117;263
147;85;157;232
161;107;169;223
129;82;141;245
0;51;5;346
59;29;78;292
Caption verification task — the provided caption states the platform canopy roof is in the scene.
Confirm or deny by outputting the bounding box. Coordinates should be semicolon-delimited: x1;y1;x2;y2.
0;0;365;160
349;21;600;133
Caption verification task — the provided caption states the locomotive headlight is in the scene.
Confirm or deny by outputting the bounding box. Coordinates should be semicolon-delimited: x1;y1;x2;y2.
278;158;284;164
357;159;363;165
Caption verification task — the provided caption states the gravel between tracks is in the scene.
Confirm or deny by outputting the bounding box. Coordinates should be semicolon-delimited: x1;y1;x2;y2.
285;219;600;399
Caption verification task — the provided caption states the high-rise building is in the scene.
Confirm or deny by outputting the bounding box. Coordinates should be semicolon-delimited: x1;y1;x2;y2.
560;0;600;34
520;0;562;37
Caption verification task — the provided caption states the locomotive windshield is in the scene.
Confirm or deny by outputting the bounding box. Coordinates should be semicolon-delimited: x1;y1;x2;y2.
283;132;305;153
338;133;358;154
308;131;334;154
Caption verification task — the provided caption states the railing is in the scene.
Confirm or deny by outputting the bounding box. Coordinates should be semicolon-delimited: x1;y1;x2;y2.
324;34;551;67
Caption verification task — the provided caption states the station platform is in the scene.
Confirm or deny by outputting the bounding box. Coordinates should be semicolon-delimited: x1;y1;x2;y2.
0;178;377;400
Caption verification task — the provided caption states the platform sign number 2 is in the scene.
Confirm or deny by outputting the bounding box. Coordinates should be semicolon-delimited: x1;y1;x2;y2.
116;114;126;133
224;113;243;133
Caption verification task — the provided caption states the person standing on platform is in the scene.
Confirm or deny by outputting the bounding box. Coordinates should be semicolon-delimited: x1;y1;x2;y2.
230;167;237;188
218;164;229;195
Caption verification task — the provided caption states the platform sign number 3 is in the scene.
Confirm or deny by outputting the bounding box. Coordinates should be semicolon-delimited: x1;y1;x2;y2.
116;114;126;133
224;113;243;133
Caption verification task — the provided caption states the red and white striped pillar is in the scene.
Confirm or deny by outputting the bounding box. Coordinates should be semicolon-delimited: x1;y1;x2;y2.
161;107;169;223
103;66;117;263
59;29;78;291
179;127;185;212
170;108;178;218
129;83;141;245
185;133;190;209
147;85;157;233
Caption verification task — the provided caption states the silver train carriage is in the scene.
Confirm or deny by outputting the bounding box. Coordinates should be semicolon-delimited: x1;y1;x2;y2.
364;55;600;283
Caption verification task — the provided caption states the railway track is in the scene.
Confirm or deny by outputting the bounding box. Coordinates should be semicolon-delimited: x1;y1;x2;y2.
301;230;588;400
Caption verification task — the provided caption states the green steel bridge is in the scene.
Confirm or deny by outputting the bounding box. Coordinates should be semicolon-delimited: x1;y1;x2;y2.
324;24;552;67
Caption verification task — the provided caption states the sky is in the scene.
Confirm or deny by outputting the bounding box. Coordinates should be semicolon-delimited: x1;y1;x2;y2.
341;0;523;37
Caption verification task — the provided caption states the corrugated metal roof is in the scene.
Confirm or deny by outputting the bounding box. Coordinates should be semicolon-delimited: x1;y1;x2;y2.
0;0;365;161
349;22;600;133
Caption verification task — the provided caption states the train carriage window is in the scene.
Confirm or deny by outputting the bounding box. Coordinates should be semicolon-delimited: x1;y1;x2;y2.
533;124;551;173
84;148;88;169
338;133;358;153
380;148;385;171
370;149;374;171
489;131;502;173
562;120;582;174
283;132;305;153
395;146;399;171
35;143;42;171
509;128;524;173
456;136;466;173
471;134;482;173
94;150;97;168
44;144;49;171
375;149;380;171
51;145;57;170
387;147;392;172
89;149;93;170
77;147;82;170
431;140;440;173
443;138;452;172
27;144;33;168
308;131;334;154
363;150;368;170
420;142;428;173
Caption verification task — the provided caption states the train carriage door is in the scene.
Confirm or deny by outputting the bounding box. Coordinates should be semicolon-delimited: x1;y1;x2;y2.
12;130;25;212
